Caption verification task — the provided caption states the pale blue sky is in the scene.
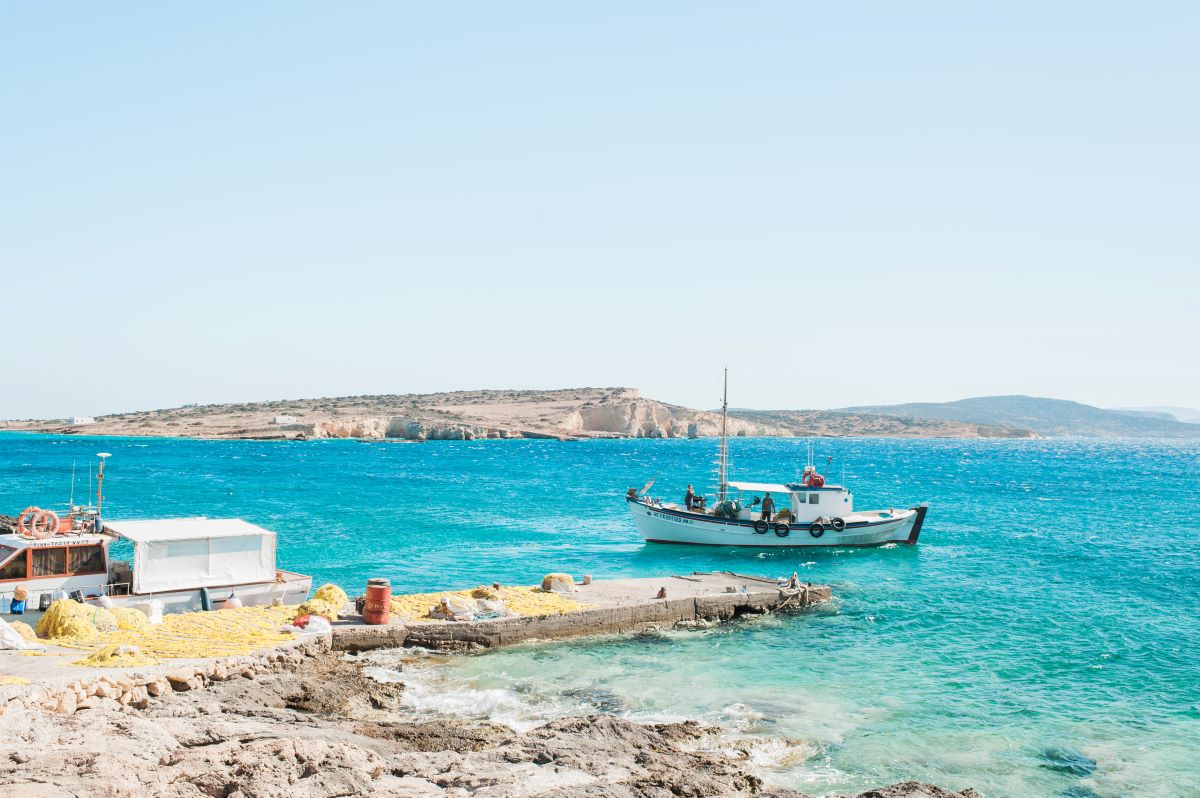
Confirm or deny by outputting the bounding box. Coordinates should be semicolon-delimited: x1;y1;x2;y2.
2;3;1197;419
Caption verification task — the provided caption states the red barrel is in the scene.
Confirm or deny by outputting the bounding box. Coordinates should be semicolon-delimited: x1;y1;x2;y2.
363;578;391;625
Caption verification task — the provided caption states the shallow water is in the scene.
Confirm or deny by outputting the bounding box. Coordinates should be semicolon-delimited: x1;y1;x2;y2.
2;433;1198;797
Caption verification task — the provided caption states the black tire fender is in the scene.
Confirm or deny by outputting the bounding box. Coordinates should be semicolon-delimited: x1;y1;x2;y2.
774;523;790;538
809;522;825;538
831;517;846;532
753;520;769;535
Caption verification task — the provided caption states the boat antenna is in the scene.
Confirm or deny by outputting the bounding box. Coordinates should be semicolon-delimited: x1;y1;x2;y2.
69;459;76;507
96;453;111;518
717;368;729;502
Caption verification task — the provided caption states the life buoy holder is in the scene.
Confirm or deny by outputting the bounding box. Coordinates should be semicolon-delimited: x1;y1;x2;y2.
831;517;846;532
753;520;768;535
774;523;790;538
809;521;826;538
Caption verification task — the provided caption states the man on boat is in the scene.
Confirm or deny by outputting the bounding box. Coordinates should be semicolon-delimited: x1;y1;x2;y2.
685;485;696;510
761;493;775;523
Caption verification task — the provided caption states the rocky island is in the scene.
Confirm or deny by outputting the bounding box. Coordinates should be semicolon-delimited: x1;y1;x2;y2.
0;388;1037;441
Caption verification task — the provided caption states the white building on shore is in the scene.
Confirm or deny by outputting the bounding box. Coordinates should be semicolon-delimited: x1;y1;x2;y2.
67;416;95;425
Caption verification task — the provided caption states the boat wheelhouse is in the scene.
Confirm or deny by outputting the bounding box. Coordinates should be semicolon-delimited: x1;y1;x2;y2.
625;371;928;547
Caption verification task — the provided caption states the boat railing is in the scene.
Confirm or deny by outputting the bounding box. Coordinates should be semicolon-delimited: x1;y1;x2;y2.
0;581;132;614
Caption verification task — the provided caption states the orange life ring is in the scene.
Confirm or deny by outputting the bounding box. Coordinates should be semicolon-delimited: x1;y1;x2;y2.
803;472;826;488
16;506;42;537
31;510;58;539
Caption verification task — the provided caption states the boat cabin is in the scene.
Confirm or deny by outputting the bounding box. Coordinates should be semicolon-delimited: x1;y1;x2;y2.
725;480;854;525
0;532;114;611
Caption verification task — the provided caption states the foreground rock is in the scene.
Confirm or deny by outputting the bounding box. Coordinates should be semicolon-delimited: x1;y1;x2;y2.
0;653;979;798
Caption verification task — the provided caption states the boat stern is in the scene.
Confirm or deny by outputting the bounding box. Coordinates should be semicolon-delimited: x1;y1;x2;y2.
903;503;930;544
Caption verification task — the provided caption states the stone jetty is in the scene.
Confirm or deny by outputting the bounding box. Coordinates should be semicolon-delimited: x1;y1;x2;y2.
334;571;831;653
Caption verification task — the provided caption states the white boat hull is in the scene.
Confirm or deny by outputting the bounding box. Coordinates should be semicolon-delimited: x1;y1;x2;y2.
629;499;927;547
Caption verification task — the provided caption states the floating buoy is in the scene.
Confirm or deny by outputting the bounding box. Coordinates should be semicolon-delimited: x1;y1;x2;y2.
224;593;243;609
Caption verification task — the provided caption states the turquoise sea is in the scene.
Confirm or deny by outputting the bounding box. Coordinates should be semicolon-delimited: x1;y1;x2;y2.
2;433;1198;797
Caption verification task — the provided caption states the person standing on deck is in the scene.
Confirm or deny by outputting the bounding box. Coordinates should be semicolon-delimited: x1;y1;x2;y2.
761;493;775;523
685;485;696;510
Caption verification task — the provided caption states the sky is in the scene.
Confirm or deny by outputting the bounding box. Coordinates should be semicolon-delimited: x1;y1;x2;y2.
2;3;1197;419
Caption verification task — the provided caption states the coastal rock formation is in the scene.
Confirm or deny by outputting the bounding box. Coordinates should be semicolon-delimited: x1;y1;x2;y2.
0;386;1038;441
0;649;980;798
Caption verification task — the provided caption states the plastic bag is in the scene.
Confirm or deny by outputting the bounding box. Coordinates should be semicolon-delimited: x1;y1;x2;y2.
132;600;164;625
431;594;479;621
474;598;508;620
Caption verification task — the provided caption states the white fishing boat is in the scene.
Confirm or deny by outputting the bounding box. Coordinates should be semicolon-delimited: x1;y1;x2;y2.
1;455;311;623
626;373;928;547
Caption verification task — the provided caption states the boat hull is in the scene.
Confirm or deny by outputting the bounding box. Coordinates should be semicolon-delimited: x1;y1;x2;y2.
630;499;927;547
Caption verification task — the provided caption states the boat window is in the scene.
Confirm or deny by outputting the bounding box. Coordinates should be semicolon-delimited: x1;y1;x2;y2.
210;535;263;554
0;550;27;580
165;539;208;558
69;545;105;575
32;547;68;577
809;494;820;504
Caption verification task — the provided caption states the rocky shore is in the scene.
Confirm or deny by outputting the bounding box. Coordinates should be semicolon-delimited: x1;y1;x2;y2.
0;645;979;798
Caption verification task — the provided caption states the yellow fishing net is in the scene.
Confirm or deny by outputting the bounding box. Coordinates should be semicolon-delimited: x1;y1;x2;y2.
389;585;588;622
9;621;36;643
540;573;575;591
42;603;299;667
73;644;160;668
295;598;340;623
0;676;31;685
36;599;100;643
112;607;149;631
311;583;348;608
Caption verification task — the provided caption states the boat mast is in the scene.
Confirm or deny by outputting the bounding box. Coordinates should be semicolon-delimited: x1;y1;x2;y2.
717;368;729;502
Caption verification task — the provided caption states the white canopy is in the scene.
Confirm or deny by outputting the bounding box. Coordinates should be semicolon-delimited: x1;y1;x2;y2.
725;481;794;494
106;518;278;594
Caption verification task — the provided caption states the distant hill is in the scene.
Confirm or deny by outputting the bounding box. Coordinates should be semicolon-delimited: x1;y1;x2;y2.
841;396;1200;438
727;408;1037;439
1112;406;1200;424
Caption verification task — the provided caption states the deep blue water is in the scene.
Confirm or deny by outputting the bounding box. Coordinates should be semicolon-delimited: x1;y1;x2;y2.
2;433;1198;797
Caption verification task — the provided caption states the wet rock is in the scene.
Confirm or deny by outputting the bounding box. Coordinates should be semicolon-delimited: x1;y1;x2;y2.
1038;746;1097;777
846;782;982;798
354;720;514;752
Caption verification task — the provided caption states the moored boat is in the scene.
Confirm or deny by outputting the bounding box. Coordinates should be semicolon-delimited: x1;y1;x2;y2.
626;372;928;547
1;455;311;623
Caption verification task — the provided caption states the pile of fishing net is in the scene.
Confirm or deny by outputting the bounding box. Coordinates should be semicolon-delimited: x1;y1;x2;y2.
540;573;577;593
54;604;300;667
9;621;37;643
292;583;349;624
36;599;106;642
112;606;150;631
311;583;349;609
295;598;340;623
389;584;588;623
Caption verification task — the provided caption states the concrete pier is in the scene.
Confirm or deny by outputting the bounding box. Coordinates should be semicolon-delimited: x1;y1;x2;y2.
0;572;829;718
332;571;831;653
